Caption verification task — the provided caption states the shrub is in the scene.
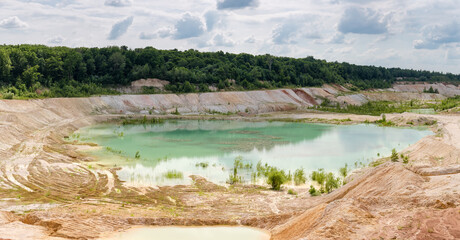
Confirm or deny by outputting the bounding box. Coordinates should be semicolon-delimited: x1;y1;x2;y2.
267;169;287;190
173;108;180;115
228;157;244;184
164;170;183;179
228;173;242;184
401;154;409;164
287;189;297;195
325;173;341;193
2;92;14;99
141;86;156;94
122;117;164;125
375;114;395;126
339;164;349;178
195;162;209;168
309;185;320;196
312;169;342;193
311;169;326;187
135;151;141;159
391;148;399;162
294;168;306;185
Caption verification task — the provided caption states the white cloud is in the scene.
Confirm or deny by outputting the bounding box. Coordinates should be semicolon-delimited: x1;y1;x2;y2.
272;15;321;45
204;10;224;31
338;7;389;34
0;0;459;73
245;36;256;43
104;0;133;7
414;22;460;50
139;27;173;40
272;22;301;45
327;33;345;44
212;33;235;47
47;35;64;44
217;0;259;10
108;16;133;40
173;13;205;39
0;16;28;29
446;46;460;60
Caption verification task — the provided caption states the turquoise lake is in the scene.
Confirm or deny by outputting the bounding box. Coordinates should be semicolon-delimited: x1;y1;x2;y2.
77;120;432;186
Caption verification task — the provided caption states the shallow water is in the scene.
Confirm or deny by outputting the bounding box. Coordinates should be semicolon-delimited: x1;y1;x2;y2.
408;108;436;114
99;226;270;240
78;120;432;186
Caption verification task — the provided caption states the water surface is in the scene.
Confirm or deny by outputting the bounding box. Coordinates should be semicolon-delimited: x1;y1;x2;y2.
78;120;431;186
99;226;270;240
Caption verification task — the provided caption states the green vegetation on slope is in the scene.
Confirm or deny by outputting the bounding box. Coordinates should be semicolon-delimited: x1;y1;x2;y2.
1;44;460;99
314;97;460;116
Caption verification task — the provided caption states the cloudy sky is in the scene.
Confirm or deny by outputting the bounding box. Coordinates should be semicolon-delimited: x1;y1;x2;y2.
1;0;460;73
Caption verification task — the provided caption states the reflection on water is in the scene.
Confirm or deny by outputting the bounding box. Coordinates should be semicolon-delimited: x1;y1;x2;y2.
78;120;432;186
99;226;270;240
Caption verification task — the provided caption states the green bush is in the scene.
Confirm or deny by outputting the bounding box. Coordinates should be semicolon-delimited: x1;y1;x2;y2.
121;117;164;125
228;156;245;184
141;86;156;94
325;173;341;193
311;169;342;193
294;168;306;185
135;151;141;159
309;185;320;196
2;92;14;99
287;189;297;195
311;169;326;188
401;154;409;164
391;148;399;162
267;169;287;190
195;162;209;168
164;170;183;179
339;164;349;178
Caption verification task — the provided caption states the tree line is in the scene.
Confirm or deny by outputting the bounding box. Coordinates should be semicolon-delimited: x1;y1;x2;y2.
0;44;459;98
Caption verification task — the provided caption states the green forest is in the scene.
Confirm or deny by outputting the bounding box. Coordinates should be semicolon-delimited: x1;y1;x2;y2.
1;44;459;99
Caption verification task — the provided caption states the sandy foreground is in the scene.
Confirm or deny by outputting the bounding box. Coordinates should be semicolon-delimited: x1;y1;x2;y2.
0;87;459;239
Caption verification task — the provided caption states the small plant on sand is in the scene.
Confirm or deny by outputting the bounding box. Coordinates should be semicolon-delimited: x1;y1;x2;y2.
294;168;307;185
311;169;341;193
135;151;141;159
106;147;122;154
401;153;409;164
325;172;341;193
339;164;349;178
391;148;399;162
267;168;287;190
173;107;180;115
375;114;395;126
228;157;243;184
311;169;326;192
164;170;183;179
309;185;320;196
287;189;297;195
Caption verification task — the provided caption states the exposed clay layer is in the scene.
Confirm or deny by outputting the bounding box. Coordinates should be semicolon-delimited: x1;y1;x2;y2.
0;84;459;239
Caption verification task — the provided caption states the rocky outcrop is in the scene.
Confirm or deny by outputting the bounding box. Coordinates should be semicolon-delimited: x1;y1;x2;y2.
391;82;460;97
